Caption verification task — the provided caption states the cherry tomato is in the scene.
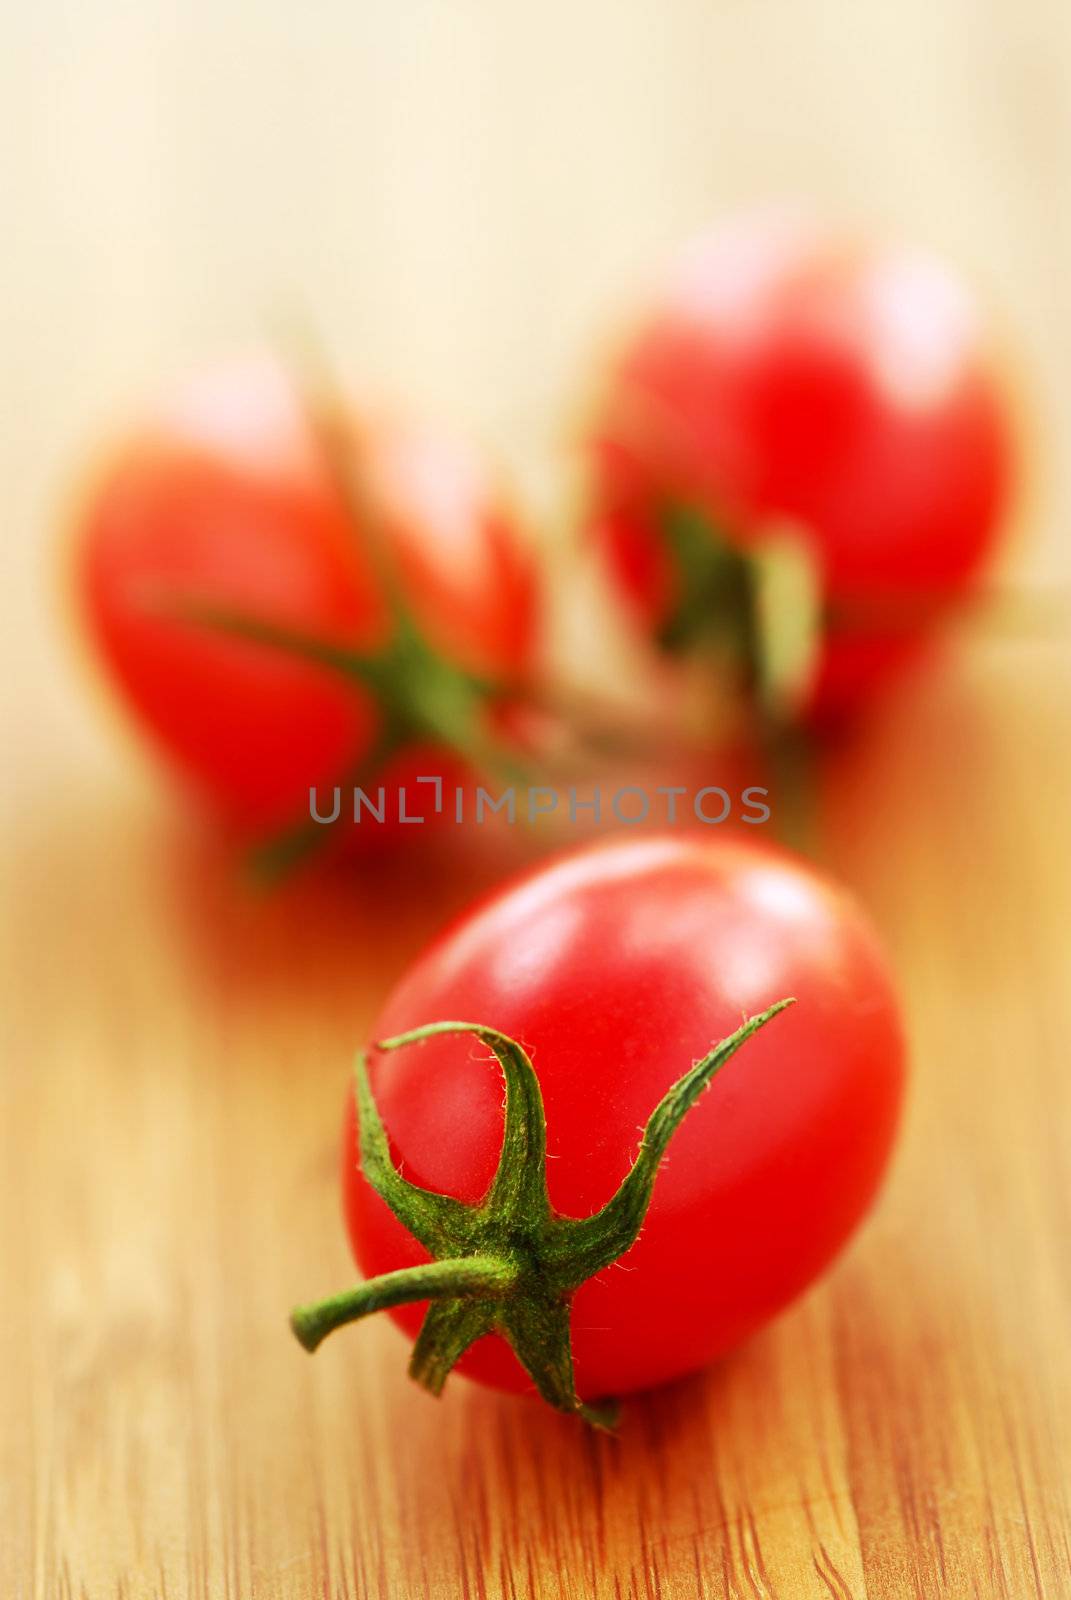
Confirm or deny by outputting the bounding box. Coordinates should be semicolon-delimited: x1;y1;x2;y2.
76;357;538;835
337;834;904;1404
589;208;1015;719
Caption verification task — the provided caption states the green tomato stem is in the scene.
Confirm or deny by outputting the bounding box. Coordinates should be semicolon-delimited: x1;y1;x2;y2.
290;1255;518;1353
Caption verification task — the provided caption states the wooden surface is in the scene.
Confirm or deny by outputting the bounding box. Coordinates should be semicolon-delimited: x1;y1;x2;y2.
6;644;1071;1600
4;2;1071;1595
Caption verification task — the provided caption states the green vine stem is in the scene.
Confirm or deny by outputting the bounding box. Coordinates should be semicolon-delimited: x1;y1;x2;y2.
290;999;794;1428
656;502;823;723
654;503;825;853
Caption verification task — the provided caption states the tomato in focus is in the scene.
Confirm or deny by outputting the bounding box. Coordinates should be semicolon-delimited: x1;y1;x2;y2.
341;834;905;1402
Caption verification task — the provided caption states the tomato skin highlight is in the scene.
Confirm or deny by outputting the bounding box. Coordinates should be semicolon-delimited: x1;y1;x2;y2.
342;834;905;1401
589;209;1015;719
76;357;538;832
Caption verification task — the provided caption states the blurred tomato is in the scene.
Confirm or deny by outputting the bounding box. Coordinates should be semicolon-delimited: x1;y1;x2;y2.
589;208;1016;719
76;357;538;839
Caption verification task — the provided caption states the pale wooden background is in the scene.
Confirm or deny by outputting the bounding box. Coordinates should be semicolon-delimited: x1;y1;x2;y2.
2;2;1070;1596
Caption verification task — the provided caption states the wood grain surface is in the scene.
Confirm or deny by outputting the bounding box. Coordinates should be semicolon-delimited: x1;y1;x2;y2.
6;640;1070;1600
3;2;1071;1595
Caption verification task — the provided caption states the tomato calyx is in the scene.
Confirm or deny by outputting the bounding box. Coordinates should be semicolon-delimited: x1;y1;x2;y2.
163;590;531;876
654;504;823;724
290;1000;794;1427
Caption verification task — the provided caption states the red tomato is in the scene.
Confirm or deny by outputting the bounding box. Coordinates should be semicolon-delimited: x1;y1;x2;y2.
77;357;538;833
589;208;1015;719
338;834;904;1403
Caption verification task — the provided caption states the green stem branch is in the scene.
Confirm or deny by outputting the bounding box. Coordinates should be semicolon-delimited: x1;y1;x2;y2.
290;1255;517;1353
